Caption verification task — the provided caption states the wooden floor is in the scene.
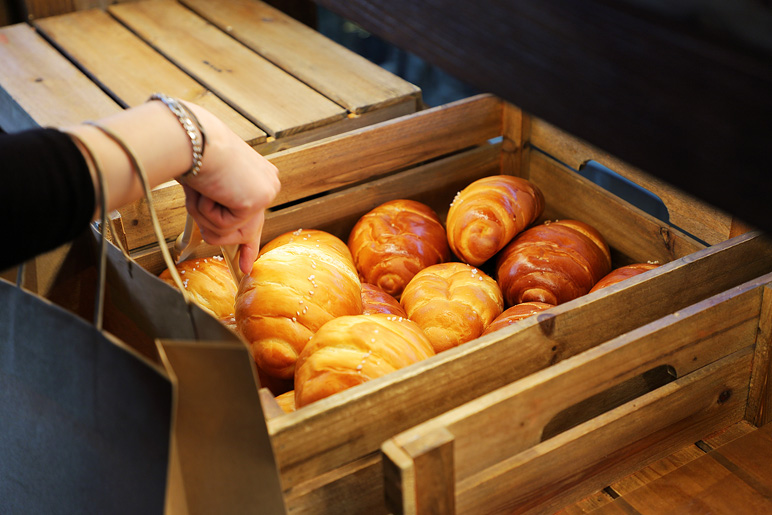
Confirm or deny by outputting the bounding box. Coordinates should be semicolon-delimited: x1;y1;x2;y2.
557;421;772;514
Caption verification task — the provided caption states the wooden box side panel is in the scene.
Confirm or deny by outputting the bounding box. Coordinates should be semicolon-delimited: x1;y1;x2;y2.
383;274;771;513
528;117;734;246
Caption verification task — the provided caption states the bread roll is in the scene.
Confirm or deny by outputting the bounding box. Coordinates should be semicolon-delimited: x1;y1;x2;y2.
259;228;354;264
496;219;612;306
235;229;362;379
275;390;296;414
159;256;237;329
294;314;435;408
446;175;545;266
589;263;660;293
361;283;407;317
348;199;450;299
400;262;504;353
482;301;552;336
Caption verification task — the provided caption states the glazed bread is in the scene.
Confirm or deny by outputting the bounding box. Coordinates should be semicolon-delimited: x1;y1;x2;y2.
361;283;408;317
259;228;354;265
275;390;296;414
446;175;545;266
235;229;362;379
294;314;435;408
496;219;612;306
482;301;553;336
589;262;660;293
348;199;450;299
159;256;237;329
400;262;504;353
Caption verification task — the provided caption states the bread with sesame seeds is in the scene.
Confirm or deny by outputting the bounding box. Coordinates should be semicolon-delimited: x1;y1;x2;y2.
496;219;612;306
235;229;363;379
158;256;238;330
347;199;450;300
400;262;504;353
446;175;544;267
294;314;435;408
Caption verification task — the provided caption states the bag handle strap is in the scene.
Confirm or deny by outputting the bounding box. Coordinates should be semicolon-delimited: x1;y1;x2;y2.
60;130;111;330
83;122;192;309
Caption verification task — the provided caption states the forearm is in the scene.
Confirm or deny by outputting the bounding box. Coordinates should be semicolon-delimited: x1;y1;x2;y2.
65;100;196;216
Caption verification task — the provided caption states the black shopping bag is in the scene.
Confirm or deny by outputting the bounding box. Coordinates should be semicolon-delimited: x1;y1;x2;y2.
0;274;172;514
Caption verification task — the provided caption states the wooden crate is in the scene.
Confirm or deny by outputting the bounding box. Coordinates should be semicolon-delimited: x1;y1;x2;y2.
113;94;772;513
0;0;420;151
382;272;772;514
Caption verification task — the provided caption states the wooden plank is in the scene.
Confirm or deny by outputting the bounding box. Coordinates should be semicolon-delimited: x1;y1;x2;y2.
553;491;617;515
529;151;705;264
456;349;753;514
389;275;768;485
33;9;267;147
268;94;502;206
266;236;772;489
529;117;734;246
711;422;772;498
701;420;758;450
182;0;421;114
312;0;772;238
401;428;456;515
0;23;121;131
283;453;387;515
746;284;772;426
609;445;707;497
108;0;346;138
618;451;772;514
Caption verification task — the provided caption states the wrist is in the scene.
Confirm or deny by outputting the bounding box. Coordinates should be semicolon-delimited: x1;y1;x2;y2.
147;93;206;181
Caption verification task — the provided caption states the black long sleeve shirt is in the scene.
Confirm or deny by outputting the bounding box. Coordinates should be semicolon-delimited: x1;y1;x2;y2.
0;128;95;271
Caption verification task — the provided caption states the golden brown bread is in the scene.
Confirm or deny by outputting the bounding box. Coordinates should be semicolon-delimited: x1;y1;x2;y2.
446;175;545;266
400;262;504;353
294;314;435;408
159;256;237;329
495;219;612;306
259;228;354;264
361;283;407;317
275;390;296;414
481;301;553;336
347;199;450;299
235;229;362;379
589;262;660;293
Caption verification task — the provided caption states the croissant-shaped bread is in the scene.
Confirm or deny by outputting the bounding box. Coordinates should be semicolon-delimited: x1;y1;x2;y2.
361;283;408;317
259;228;354;264
446;175;545;266
347;199;450;299
159;256;237;330
400;262;504;353
294;314;435;408
235;229;362;379
589;262;660;293
481;301;553;336
496;219;612;306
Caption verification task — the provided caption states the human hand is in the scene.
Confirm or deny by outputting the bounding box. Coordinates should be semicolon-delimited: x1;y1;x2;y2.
180;102;280;274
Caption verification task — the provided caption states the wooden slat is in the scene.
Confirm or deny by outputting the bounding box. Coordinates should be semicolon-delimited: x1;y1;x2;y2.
182;0;420;114
34;9;267;147
456;349;753;514
529;117;735;246
266;234;772;489
389;274;768;486
529;151;705;264
268;94;502;206
746;284;772;426
108;0;346;138
711;422;772;498
609;445;707;497
0;23;121;131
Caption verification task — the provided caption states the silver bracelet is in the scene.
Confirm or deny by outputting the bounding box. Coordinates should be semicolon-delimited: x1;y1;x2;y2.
147;93;206;179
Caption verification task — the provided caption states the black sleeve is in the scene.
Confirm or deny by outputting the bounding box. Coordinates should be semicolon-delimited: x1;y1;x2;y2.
0;128;96;272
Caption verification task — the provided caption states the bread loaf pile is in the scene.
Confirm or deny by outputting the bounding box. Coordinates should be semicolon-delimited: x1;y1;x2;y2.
161;174;663;411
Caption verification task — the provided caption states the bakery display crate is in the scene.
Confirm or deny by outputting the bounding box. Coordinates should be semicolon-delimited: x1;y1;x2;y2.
382;271;772;514
0;0;420;152
109;93;772;513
